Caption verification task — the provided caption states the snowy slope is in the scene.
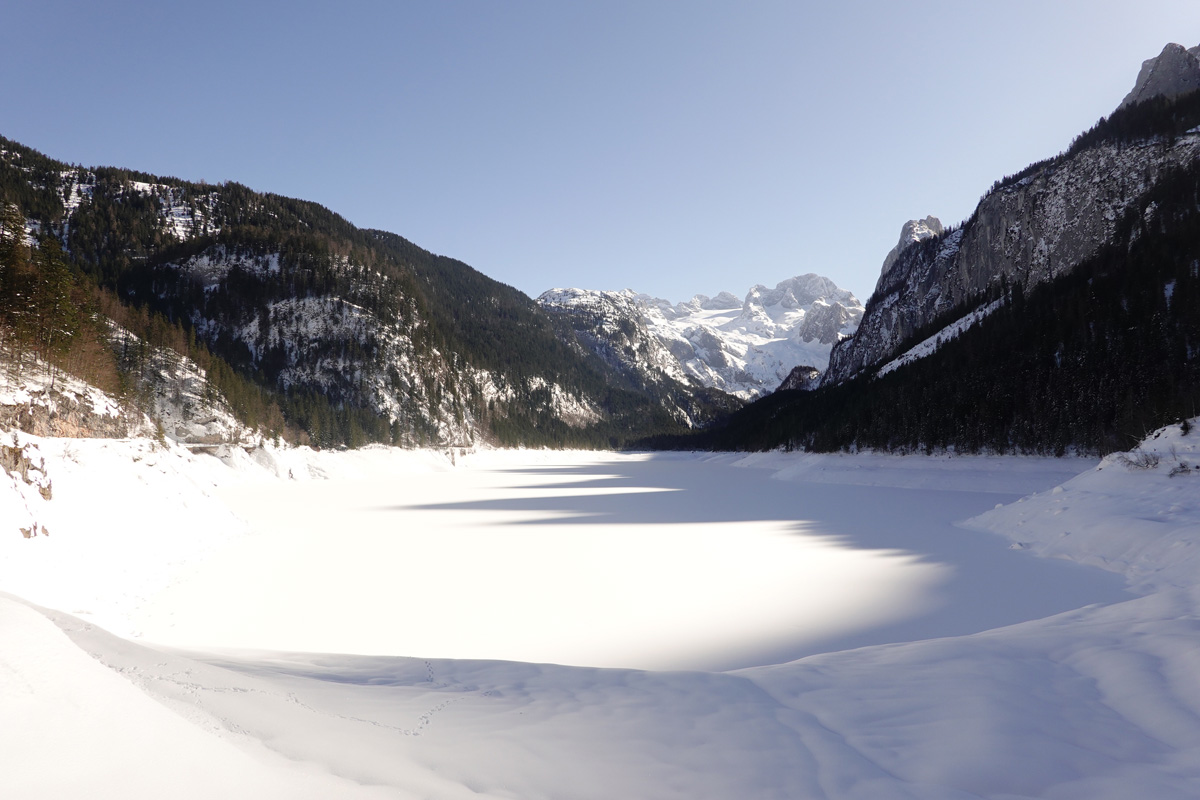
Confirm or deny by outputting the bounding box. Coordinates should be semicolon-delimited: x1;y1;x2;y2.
876;297;1005;377
964;419;1200;594
540;273;863;399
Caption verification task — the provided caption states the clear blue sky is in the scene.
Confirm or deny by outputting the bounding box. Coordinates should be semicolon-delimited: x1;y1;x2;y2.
3;1;1199;302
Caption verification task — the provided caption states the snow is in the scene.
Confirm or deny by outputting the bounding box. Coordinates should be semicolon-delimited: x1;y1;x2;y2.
965;420;1200;594
0;363;125;421
876;297;1005;377
2;421;1200;797
637;276;864;398
127;179;221;239
0;595;392;800
540;275;864;399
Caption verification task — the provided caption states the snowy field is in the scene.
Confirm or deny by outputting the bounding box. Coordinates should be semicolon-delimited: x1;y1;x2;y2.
3;429;1200;798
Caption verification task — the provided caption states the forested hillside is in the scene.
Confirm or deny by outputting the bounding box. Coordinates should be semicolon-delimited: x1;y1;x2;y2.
0;136;736;448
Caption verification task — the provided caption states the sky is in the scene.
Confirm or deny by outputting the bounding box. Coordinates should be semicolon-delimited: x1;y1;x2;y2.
3;2;1200;303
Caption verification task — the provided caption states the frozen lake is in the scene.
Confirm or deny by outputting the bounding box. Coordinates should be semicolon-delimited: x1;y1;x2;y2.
9;439;1197;799
135;451;1127;670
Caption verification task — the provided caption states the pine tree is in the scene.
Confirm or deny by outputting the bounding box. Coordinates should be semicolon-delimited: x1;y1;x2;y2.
28;237;80;386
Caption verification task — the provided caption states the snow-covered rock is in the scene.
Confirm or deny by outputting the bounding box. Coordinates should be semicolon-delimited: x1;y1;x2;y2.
0;367;143;441
777;364;820;391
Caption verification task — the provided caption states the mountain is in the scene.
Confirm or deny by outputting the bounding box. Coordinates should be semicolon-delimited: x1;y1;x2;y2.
538;274;863;400
680;43;1200;455
1120;42;1200;109
879;216;944;276
0;137;735;449
823;44;1200;388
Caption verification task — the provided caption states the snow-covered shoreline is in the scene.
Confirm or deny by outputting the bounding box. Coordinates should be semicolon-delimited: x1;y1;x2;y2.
2;424;1199;798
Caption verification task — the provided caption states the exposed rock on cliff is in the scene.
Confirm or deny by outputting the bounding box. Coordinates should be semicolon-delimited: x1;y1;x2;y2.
0;375;142;440
880;216;945;277
1120;42;1200;109
777;365;820;392
825;132;1200;385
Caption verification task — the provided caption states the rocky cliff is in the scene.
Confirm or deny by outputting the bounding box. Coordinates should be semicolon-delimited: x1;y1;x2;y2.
825;109;1200;385
879;216;945;276
1120;43;1200;109
825;43;1200;386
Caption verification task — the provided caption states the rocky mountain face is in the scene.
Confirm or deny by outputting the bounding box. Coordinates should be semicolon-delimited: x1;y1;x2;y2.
1120;42;1200;109
0;137;734;447
538;274;863;400
689;43;1200;456
879;216;944;276
824;46;1200;386
776;365;820;392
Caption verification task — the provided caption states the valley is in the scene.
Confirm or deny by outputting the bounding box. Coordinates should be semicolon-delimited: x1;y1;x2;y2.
3;28;1200;800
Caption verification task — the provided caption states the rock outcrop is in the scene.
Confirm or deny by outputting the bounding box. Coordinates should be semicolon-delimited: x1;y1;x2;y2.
0;381;143;440
777;365;820;392
880;216;945;276
1119;43;1200;109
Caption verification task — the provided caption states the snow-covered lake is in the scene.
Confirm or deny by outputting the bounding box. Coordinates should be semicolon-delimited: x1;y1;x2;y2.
134;451;1125;670
6;436;1200;799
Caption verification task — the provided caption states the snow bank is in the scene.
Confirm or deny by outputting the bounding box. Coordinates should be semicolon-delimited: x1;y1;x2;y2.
0;432;467;639
0;594;398;800
965;419;1200;593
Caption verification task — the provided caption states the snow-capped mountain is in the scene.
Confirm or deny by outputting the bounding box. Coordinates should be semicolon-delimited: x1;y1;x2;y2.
539;274;863;400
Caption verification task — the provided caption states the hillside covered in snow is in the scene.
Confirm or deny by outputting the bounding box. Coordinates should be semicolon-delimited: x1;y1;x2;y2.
539;273;863;400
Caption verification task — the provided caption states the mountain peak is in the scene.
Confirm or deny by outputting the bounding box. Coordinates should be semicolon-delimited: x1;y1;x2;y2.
1119;42;1200;110
700;291;742;311
880;216;944;276
539;273;863;400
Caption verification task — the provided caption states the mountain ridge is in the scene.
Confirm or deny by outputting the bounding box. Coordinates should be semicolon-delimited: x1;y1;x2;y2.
823;57;1200;387
0;135;737;449
538;273;862;400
